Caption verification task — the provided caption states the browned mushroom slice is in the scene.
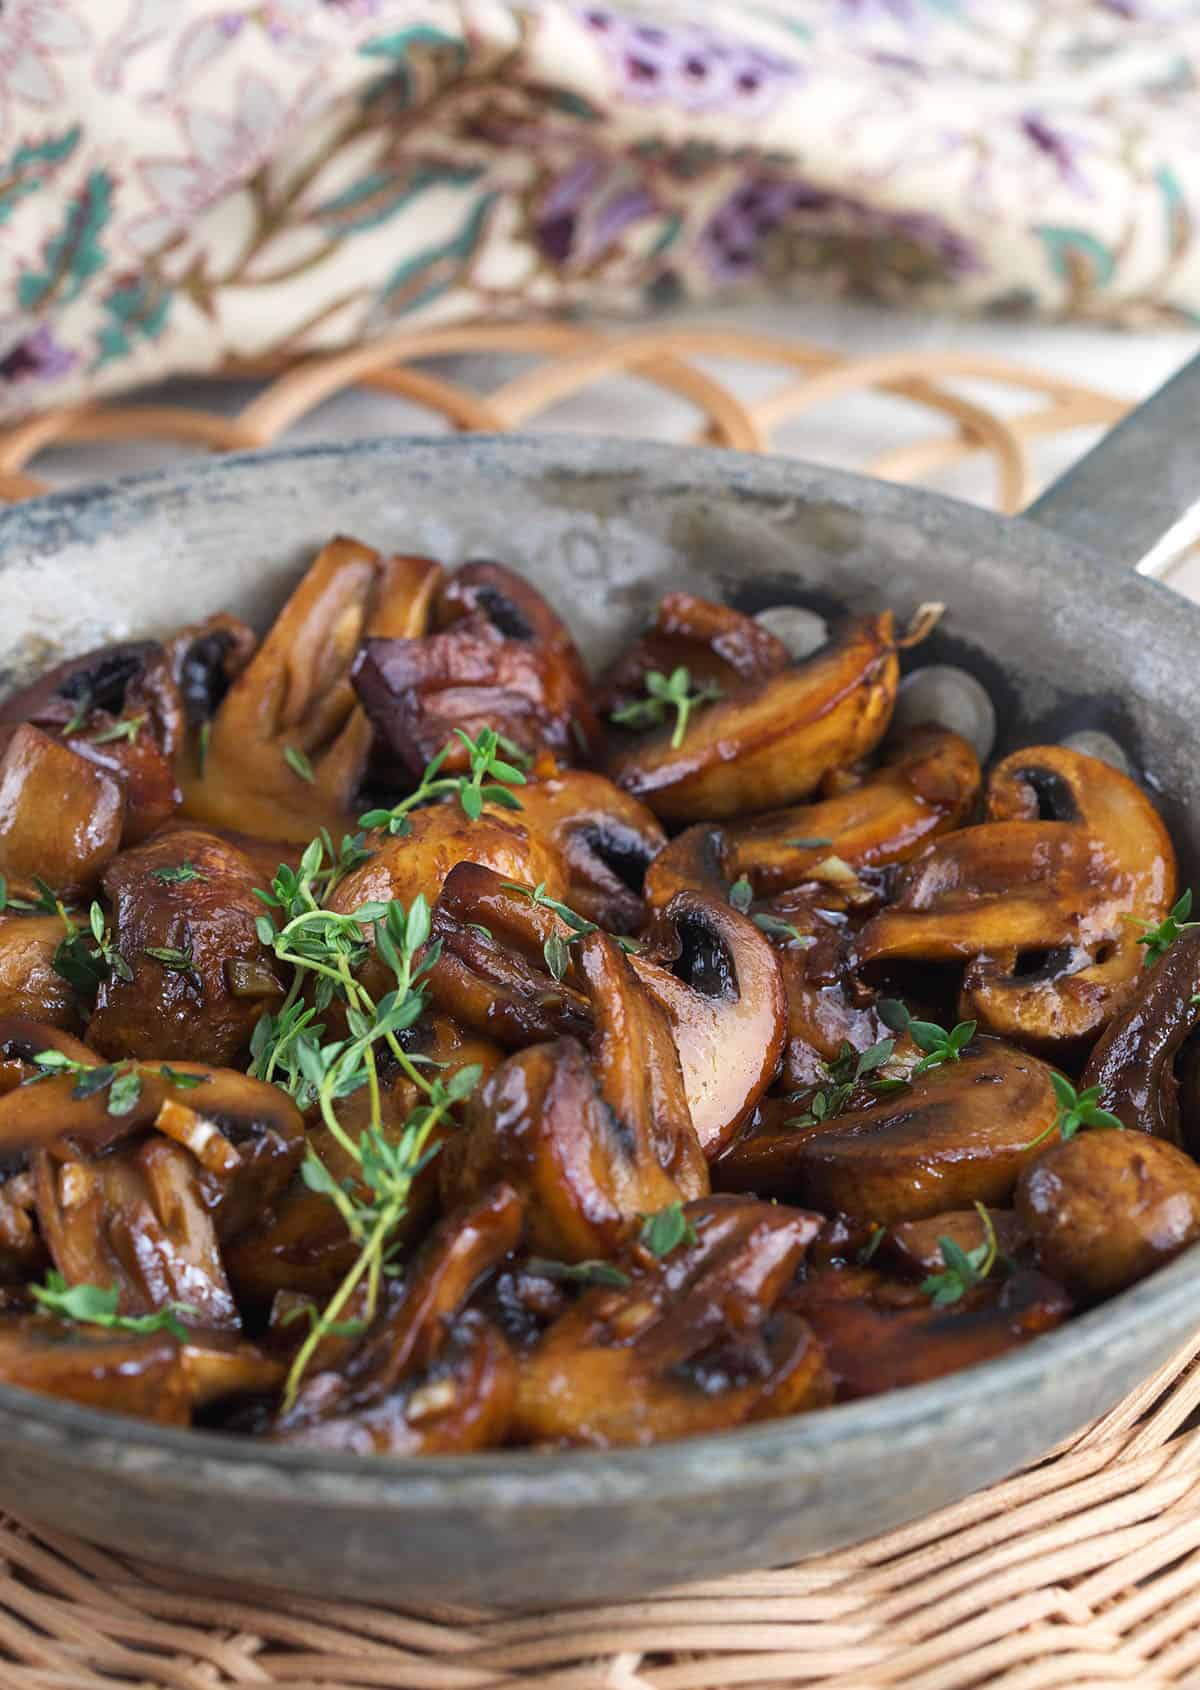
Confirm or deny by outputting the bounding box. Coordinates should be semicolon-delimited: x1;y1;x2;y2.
440;1041;684;1263
714;1038;1060;1223
628;891;786;1157
273;1185;522;1454
164;613;258;747
1016;1130;1200;1302
85;826;285;1068
184;540;442;842
646;727;981;907
34;1132;241;1329
327;803;568;924
506;768;666;933
598;591;791;716
605;613;901;825
962;747;1177;1047
882;1208;1027;1278
422;864;592;1049
513;1195;830;1447
0;1313;191;1422
1079;929;1200;1144
0;641;185;844
0;725;125;896
786;1263;1070;1400
0;914;80;1030
854;821;1104;968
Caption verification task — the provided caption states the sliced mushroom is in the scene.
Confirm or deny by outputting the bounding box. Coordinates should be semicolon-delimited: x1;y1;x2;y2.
273;1184;522;1454
185;539;441;841
882;1208;1027;1278
1016;1130;1200;1302
774;907;890;1091
179;1333;285;1409
164;613;258;740
355;560;599;777
86;826;285;1068
0;914;80;1030
854;821;1105;968
714;1038;1060;1223
422;863;592;1049
1079;928;1200;1145
963;747;1177;1046
327;804;568;924
0;724;125;896
0;641;184;843
645;727;981;906
34;1133;241;1329
606;612;901;825
0;1313;191;1422
786;1263;1070;1399
512;1195;830;1447
505;768;666;933
598;591;790;716
628;891;787;1157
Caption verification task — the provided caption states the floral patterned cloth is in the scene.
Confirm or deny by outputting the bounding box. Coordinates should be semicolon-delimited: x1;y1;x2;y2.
2;0;1200;417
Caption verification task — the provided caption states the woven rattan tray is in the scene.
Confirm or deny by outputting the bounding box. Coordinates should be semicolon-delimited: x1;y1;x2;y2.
2;325;1199;1690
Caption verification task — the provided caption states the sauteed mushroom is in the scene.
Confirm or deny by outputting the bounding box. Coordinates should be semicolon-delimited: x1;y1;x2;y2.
186;540;442;841
273;1185;521;1453
0;914;80;1030
1080;929;1200;1144
507;766;665;932
0;725;124;896
606;613;903;825
716;1038;1060;1222
442;931;708;1259
0;641;184;843
629;891;787;1157
513;1195;830;1446
0;1315;191;1422
963;746;1177;1046
599;591;790;714
646;726;981;906
165;614;258;738
787;1263;1070;1399
355;561;599;775
86;827;285;1067
1017;1130;1200;1301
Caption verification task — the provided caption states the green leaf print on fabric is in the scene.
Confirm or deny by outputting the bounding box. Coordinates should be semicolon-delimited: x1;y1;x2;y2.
317;164;485;238
380;190;500;316
17;169;113;312
0;127;81;228
358;25;466;107
1034;226;1115;292
92;276;173;370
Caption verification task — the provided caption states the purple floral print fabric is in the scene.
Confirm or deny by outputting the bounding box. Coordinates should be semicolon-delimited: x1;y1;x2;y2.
1;0;1199;417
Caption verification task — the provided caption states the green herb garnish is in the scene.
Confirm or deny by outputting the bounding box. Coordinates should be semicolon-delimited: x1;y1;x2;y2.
1024;1072;1125;1151
877;1000;975;1074
52;901;132;994
359;727;527;835
640;1202;698;1258
920;1204;1000;1307
787;1037;897;1126
90;715;144;746
610;666;722;750
1137;890;1200;967
283;744;316;784
151;861;207;885
30;1271;196;1342
0;873;60;916
60;690;92;736
525;1257;632;1288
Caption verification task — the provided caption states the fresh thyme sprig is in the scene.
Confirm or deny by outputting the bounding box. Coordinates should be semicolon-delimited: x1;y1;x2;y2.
920;1203;1001;1306
359;728;527;835
28;1048;207;1117
151;861;207;886
90;715;144;746
1023;1072;1125;1152
52;901;132;994
283;744;316;784
610;666;722;750
640;1202;698;1257
877;1000;975;1074
30;1270;198;1342
1137;890;1199;967
787;1037;898;1127
499;878;598;981
727;876;814;947
60;689;92;736
0;873;60;916
525;1257;632;1288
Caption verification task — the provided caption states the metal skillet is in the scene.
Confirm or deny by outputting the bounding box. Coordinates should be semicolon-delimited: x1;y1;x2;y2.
1;354;1200;1609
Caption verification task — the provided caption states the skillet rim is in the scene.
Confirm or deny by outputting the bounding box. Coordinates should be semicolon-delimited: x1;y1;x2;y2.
0;431;1197;1513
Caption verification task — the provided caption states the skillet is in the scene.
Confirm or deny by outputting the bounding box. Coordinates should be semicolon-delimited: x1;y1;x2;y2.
1;354;1199;1608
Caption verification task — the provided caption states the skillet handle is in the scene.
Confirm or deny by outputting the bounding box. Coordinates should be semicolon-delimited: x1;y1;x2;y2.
1024;347;1200;579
